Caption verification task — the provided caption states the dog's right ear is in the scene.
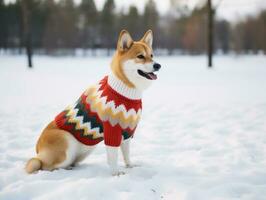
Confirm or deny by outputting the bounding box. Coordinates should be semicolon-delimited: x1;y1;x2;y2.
117;30;133;52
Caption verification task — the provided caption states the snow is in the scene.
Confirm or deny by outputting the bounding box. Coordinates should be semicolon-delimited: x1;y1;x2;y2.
0;55;266;200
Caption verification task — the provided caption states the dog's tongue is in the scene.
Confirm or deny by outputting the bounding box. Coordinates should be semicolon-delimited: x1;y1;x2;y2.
147;72;157;80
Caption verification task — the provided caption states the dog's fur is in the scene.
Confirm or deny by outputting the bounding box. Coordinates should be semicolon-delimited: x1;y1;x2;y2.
25;30;160;176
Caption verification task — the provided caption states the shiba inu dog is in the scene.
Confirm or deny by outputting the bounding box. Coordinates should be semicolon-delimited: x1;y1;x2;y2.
25;29;161;176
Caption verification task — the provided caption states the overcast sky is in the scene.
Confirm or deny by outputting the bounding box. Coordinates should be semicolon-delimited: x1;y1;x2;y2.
5;0;266;21
91;0;266;21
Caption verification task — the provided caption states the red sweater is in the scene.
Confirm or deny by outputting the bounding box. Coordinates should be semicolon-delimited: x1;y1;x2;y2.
55;76;142;147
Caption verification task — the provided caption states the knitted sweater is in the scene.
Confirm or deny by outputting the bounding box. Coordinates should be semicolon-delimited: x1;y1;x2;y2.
55;74;142;147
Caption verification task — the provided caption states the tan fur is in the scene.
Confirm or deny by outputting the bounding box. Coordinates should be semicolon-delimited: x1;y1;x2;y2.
111;30;154;88
26;121;68;173
25;157;42;173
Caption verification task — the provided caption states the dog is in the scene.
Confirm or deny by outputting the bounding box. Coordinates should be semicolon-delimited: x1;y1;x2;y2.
25;29;161;176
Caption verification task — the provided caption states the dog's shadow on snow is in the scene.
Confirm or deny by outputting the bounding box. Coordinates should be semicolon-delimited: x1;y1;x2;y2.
32;162;156;180
32;163;109;180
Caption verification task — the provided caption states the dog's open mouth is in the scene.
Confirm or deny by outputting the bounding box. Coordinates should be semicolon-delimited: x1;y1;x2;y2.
137;70;157;80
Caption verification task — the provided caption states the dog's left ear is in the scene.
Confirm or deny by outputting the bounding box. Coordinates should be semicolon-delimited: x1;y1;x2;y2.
117;30;133;52
141;30;153;48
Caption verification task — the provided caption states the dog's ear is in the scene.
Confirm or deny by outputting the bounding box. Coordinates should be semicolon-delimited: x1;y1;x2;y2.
141;30;153;48
117;30;133;52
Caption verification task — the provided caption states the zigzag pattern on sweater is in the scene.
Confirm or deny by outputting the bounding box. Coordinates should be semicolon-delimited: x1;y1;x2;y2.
55;76;142;146
64;102;103;139
84;84;142;130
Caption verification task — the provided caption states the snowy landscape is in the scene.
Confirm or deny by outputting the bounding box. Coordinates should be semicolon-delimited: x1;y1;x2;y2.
0;54;266;200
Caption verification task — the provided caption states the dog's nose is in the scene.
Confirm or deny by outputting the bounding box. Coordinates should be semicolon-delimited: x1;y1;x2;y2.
153;63;161;71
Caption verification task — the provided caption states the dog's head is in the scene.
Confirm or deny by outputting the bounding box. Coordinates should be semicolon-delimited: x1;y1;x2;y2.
111;29;161;91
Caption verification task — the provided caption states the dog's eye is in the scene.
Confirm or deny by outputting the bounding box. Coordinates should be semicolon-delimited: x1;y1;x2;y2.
151;54;153;58
137;55;145;59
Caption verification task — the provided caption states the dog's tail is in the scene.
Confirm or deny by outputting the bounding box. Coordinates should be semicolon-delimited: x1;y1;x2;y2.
25;157;42;174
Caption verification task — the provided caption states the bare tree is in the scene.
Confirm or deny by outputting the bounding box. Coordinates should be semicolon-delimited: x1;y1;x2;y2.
21;0;33;68
207;0;214;67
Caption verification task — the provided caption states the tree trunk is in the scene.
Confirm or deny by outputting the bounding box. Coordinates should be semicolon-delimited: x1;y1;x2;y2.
21;0;33;68
207;0;213;68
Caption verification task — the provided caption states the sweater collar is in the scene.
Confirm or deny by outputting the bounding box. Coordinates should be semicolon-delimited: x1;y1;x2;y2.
107;73;142;100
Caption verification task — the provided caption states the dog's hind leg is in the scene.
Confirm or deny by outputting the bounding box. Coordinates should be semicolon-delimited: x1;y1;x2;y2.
72;145;96;166
26;122;78;173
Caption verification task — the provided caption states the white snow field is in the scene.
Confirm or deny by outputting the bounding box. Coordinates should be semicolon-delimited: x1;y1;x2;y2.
0;55;266;200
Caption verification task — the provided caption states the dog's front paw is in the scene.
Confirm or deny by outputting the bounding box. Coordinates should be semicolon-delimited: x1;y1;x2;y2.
125;163;140;168
112;171;125;176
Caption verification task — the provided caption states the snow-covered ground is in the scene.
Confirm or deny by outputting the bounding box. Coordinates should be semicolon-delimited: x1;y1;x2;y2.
0;55;266;200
